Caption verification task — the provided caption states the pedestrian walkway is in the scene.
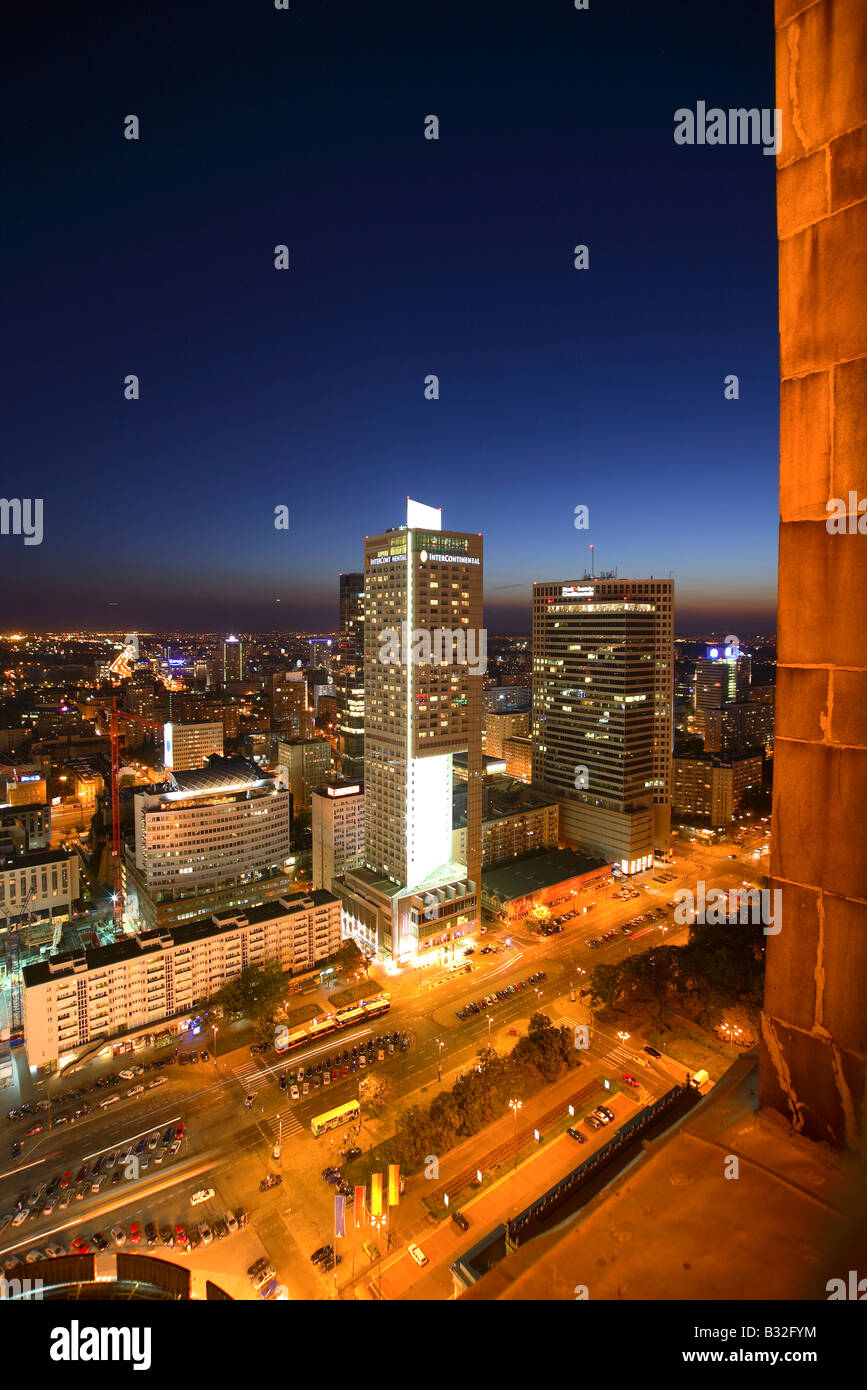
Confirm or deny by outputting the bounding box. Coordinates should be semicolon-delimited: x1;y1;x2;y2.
258;1109;304;1142
231;1061;273;1094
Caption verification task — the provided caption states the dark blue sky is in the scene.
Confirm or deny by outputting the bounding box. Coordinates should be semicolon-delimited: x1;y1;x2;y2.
4;0;778;635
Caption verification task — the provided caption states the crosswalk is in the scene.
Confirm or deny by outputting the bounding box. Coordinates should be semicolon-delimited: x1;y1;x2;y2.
231;1061;305;1141
259;1109;303;1141
232;1061;274;1095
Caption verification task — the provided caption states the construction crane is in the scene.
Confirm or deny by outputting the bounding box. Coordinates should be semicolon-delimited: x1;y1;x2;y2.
109;699;163;937
6;883;35;1042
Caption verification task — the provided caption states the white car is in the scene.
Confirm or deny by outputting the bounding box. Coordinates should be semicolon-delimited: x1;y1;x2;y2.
12;1209;29;1227
147;1076;168;1089
224;1210;238;1234
110;1226;126;1248
190;1188;215;1206
119;1069;135;1080
126;1085;145;1097
408;1243;428;1268
99;1094;119;1109
198;1222;213;1245
289;1084;300;1100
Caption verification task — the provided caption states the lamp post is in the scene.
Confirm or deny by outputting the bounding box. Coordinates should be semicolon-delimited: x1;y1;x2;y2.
212;1024;218;1069
435;1038;445;1082
508;1097;522;1178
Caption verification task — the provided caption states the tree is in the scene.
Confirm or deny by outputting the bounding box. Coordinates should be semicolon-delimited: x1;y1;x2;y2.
359;1073;393;1118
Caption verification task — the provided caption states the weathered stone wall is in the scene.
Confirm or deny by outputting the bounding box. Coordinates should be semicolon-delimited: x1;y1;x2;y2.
762;0;867;1146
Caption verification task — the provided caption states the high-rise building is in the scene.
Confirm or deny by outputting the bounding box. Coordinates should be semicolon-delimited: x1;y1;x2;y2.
484;710;530;758
277;737;333;811
692;646;752;740
705;699;774;757
336;573;365;781
532;576;674;871
673;751;764;826
123;757;291;931
222;636;243;683
335;499;483;963
163;721;224;772
311;781;365;890
270;671;310;736
503;733;533;781
308;637;334;680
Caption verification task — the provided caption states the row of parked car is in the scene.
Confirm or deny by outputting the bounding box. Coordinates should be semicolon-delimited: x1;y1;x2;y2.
269;1032;410;1102
4;1050;180;1128
0;1123;187;1233
455;971;547;1021
3;1207;249;1273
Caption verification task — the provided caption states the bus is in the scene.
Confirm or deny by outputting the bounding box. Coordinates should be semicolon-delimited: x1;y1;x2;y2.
311;1099;360;1137
276;992;391;1054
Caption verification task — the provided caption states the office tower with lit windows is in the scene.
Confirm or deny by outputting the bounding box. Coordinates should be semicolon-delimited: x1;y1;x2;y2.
308;637;334;680
336;499;483;962
162;720;224;772
270;671;311;737
532;576;674;871
336;572;365;781
692;645;752;742
222;635;243;683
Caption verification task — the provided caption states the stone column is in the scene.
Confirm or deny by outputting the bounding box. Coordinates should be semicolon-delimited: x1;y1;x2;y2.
761;0;867;1146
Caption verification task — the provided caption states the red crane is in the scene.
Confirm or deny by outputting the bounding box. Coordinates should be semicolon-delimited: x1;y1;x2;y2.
109;699;163;936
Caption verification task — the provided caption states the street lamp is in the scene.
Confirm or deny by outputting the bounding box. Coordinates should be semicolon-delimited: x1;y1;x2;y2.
435;1038;445;1081
616;1031;630;1045
212;1024;218;1067
508;1097;522;1177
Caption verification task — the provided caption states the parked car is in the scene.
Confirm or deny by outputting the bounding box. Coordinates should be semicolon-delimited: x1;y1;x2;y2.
451;1210;470;1232
566;1126;587;1144
197;1222;213;1245
110;1226;126;1248
408;1243;428;1267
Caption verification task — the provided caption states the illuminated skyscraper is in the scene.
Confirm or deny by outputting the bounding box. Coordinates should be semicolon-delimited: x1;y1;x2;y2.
532;576;674;870
222;635;243;682
337;499;482;962
336;572;365;781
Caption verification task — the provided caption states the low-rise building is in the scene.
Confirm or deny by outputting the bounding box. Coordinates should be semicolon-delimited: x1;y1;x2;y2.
0;847;79;936
481;847;608;922
22;889;341;1070
452;778;558;868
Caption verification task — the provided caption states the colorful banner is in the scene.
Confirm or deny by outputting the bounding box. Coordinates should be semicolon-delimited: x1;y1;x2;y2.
334;1193;347;1239
354;1186;366;1228
388;1163;400;1207
371;1171;383;1218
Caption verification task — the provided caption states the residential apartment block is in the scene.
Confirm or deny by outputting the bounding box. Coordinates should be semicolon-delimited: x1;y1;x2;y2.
22;890;341;1070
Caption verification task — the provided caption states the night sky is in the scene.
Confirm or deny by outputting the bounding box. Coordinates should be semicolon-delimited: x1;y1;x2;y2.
4;0;778;635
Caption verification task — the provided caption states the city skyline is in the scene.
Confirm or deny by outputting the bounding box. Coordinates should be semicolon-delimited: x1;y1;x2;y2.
4;0;778;634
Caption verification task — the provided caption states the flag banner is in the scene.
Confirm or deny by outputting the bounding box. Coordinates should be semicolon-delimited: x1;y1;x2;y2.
371;1171;383;1218
334;1193;346;1239
354;1186;366;1228
388;1163;400;1207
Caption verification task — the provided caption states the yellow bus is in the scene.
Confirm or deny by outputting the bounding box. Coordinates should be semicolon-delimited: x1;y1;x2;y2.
311;1099;360;1137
